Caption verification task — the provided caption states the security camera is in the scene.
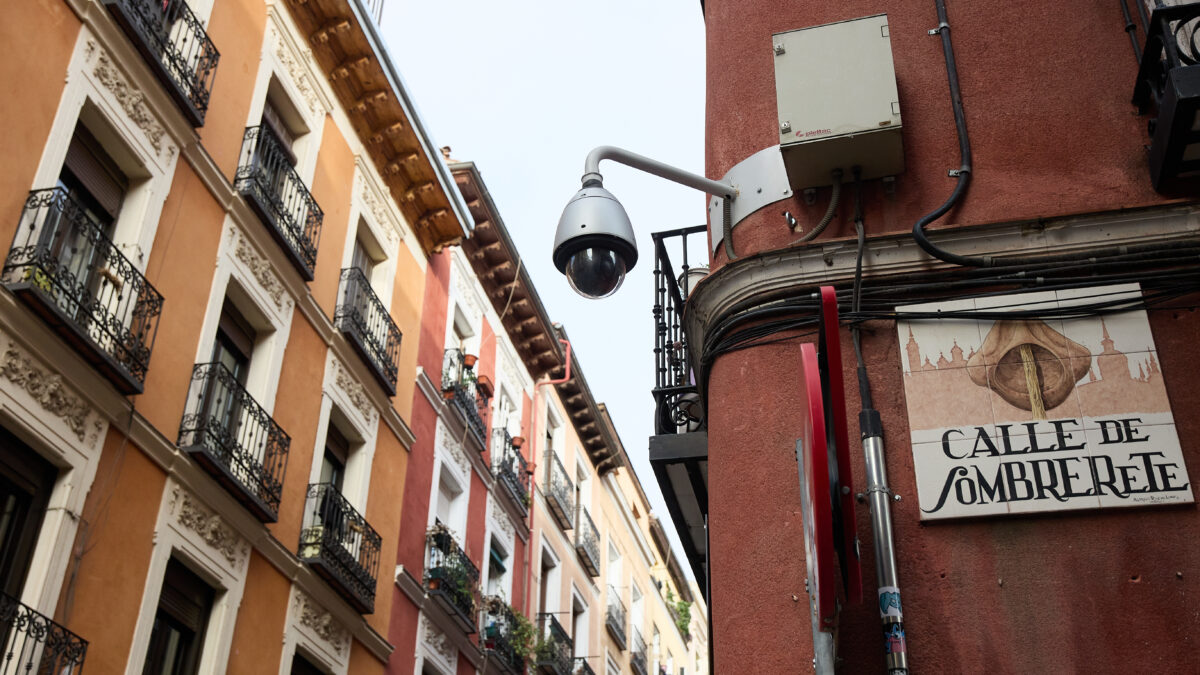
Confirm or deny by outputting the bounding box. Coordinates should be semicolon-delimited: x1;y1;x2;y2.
552;185;638;299
553;146;735;299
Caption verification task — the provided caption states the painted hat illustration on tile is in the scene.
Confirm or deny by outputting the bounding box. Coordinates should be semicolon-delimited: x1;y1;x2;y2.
966;319;1090;417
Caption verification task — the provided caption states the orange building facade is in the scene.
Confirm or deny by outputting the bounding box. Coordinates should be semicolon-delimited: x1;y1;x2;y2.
0;0;469;673
0;2;707;675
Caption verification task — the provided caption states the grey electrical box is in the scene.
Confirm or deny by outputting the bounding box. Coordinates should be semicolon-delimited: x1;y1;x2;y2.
774;14;904;190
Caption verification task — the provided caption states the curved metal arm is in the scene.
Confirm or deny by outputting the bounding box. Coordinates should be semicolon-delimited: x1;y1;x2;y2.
582;145;736;200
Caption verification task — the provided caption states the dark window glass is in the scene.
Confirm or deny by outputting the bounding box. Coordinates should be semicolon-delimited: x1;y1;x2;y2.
320;425;349;492
212;300;255;385
290;652;325;675
0;429;56;597
141;558;215;675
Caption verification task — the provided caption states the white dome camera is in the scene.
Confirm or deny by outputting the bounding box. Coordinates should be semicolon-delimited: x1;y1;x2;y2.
552;185;638;299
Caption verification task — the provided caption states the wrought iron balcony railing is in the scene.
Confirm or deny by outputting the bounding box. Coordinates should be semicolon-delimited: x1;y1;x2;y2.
573;658;597;675
102;0;219;126
605;585;627;650
424;522;479;633
575;506;600;577
492;428;530;514
651;225;707;436
441;348;489;447
630;627;648;675
177;362;289;522
0;591;88;675
2;188;162;395
482;596;525;675
534;613;572;675
299;483;381;614
544;452;574;531
235;126;323;280
335;267;401;395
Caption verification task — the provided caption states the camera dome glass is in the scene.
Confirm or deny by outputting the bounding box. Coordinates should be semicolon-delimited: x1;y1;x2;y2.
565;247;626;299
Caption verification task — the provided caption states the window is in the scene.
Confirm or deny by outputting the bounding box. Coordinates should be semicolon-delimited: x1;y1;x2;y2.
607;542;622;584
290;651;325;675
261;83;302;165
212;299;255;385
320;424;349;493
631;583;644;632
606;654;620;675
434;467;465;539
141;558;215;675
572;591;589;659
450;305;476;354
486;540;508;598
0;429;57;598
60;124;127;231
538;543;560;618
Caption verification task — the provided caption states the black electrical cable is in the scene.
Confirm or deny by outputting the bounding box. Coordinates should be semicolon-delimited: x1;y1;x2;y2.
1120;0;1144;63
911;1;1198;271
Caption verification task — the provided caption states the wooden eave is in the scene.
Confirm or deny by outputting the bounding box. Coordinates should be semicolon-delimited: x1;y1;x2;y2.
451;163;622;474
282;0;466;254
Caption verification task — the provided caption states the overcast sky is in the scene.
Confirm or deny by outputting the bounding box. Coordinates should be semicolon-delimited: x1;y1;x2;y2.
380;0;708;579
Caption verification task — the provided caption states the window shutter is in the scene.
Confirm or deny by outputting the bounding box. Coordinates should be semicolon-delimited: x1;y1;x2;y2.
63;127;127;220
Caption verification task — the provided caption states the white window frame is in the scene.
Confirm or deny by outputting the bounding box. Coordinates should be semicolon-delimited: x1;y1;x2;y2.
191;218;297;415
305;353;382;514
125;481;251;675
30;28;181;272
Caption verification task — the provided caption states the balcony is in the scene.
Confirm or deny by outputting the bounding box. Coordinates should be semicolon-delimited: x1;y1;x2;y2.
335;267;401;395
534;613;572;675
235;126;323;280
424;521;479;634
0;591;88;674
298;483;381;614
605;586;627;650
481;596;526;675
492;429;530;513
102;0;219;126
177;362;289;521
630;627;647;675
573;658;596;675
441;349;489;447
648;225;710;598
651;225;707;437
544;452;574;531
574;507;600;577
2;188;162;395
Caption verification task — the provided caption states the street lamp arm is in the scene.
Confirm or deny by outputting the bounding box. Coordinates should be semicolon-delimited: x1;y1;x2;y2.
582;145;737;200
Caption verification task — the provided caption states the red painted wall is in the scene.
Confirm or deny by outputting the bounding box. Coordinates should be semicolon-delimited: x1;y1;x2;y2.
703;1;1200;672
387;251;450;674
704;1;1181;268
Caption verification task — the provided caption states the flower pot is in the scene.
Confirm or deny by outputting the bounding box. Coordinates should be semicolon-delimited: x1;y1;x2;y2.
463;354;478;369
442;388;456;400
511;436;525;449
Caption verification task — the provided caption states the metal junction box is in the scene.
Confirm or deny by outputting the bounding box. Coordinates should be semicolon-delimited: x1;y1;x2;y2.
774;14;904;189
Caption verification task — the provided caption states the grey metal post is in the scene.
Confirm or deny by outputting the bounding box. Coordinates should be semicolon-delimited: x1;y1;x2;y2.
861;428;909;674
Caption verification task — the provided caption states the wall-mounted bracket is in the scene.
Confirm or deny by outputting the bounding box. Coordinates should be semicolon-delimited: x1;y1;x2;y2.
709;145;793;254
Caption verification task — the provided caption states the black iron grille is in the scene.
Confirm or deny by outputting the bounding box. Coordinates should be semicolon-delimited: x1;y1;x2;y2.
2;188;162;394
177;362;290;522
102;0;219;126
235;126;323;280
299;483;381;614
335;267;401;395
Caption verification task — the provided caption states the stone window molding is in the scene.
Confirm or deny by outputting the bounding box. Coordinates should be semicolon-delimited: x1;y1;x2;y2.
124;480;251;675
31;28;181;272
0;330;108;620
278;587;351;675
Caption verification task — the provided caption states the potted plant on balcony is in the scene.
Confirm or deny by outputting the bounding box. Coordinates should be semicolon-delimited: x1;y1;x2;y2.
463;353;478;369
511;436;525;449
